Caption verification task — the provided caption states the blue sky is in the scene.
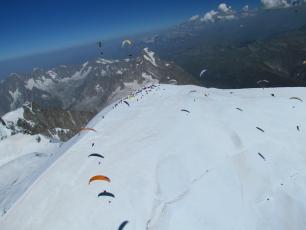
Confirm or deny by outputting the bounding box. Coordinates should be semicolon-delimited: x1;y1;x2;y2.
0;0;257;61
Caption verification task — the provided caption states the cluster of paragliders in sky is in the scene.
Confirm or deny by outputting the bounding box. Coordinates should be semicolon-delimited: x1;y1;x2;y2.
97;39;134;57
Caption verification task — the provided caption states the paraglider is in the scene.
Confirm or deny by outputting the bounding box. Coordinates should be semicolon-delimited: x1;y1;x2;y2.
290;97;303;102
122;39;132;47
256;80;269;85
297;125;300;131
97;41;104;55
124;101;130;107
89;175;111;184
256;127;265;133
118;221;129;230
257;80;270;89
0;117;6;126
236;108;243;112
98;190;115;198
79;128;97;132
258;152;266;161
88;153;104;159
181;109;190;113
200;69;207;78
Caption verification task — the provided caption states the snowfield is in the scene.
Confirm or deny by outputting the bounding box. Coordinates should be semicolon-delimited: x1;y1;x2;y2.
1;84;306;230
0;134;61;217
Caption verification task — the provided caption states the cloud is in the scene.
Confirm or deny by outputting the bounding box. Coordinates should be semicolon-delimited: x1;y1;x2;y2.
201;10;218;22
200;3;236;23
262;0;306;8
242;5;249;11
191;2;263;24
189;15;200;21
218;15;236;20
261;0;291;9
218;3;233;13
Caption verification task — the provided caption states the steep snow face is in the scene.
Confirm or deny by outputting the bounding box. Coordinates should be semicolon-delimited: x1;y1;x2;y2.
96;58;117;65
8;89;22;109
2;108;24;124
46;71;57;79
1;85;306;230
0;108;25;139
143;48;157;67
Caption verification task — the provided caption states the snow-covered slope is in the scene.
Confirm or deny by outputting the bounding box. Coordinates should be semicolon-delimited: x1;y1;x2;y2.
1;84;306;229
0;134;61;216
0;108;62;216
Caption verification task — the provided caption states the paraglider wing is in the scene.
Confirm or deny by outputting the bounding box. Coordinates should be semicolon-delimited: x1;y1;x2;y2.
89;175;111;184
79;127;97;132
0;117;6;126
88;153;104;159
200;69;207;77
122;39;132;47
124;101;130;107
98;191;115;198
290;97;303;102
256;127;265;133
236;108;243;112
181;109;190;113
258;152;266;161
118;221;129;230
256;80;269;85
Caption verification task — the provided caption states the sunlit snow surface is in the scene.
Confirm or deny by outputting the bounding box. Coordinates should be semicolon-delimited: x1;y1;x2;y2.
1;84;306;230
0;134;61;216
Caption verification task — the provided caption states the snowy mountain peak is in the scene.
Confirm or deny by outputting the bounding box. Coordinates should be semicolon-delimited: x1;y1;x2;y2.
0;51;196;116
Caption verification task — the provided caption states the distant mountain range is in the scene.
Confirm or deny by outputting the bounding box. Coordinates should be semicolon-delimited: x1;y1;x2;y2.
138;5;306;88
0;48;196;116
158;25;306;88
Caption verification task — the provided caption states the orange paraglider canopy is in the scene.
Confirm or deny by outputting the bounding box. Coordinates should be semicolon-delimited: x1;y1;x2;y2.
88;175;111;184
79;127;97;132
